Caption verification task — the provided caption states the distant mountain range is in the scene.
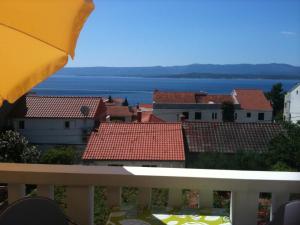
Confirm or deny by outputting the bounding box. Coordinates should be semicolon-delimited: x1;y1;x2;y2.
56;63;300;79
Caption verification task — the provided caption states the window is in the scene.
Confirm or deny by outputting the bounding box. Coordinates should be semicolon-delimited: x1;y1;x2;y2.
212;112;217;120
64;121;70;129
234;113;237;120
258;113;265;121
18;120;25;129
195;112;202;120
247;112;251;118
182;112;189;120
297;90;299;95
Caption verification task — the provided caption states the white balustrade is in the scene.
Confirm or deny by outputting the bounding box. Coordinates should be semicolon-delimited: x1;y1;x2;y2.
0;163;299;225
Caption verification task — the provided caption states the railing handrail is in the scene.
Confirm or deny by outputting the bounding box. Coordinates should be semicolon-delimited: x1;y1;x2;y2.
0;163;299;192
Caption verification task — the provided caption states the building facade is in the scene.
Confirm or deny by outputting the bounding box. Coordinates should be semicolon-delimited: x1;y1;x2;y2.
9;96;106;148
284;83;300;124
153;89;273;123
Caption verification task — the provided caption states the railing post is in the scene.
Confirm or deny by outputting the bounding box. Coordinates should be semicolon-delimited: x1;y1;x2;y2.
66;186;94;225
138;187;152;208
168;188;182;208
230;191;259;225
37;185;54;199
271;192;290;220
8;184;25;204
107;186;121;207
198;189;214;208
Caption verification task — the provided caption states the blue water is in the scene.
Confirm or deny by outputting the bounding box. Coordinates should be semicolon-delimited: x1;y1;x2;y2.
33;75;299;105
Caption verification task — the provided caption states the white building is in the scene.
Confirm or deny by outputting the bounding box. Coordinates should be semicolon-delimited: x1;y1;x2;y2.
284;83;300;124
153;89;273;123
9;96;106;148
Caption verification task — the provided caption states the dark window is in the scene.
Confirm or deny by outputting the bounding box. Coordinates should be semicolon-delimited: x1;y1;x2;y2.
18;120;25;129
182;112;189;119
297;90;299;95
258;113;265;121
247;112;251;118
234;113;237;120
64;121;70;129
195;112;202;120
212;112;217;120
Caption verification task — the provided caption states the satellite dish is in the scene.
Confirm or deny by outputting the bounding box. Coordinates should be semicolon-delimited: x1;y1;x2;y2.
80;106;90;117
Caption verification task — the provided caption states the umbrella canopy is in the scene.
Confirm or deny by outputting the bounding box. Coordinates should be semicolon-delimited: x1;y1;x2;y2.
0;0;94;106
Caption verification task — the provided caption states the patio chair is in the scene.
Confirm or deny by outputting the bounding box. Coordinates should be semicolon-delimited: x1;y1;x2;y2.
268;200;300;225
0;196;76;225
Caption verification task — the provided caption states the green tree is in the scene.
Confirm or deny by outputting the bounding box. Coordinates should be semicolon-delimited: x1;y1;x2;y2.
0;130;40;163
40;146;78;165
221;101;235;122
122;98;129;106
266;122;300;171
108;95;113;103
265;83;285;120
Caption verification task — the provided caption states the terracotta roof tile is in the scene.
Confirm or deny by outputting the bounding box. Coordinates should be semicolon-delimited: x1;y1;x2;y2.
82;123;185;161
106;106;133;117
153;91;200;104
10;95;106;119
183;122;284;153
234;89;272;111
141;112;165;123
197;95;233;104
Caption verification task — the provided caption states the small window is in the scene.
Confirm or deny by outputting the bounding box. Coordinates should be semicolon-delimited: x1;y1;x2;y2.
182;112;189;119
297;90;299;95
195;112;202;120
64;121;70;129
258;113;265;121
247;112;251;118
234;113;237;120
212;112;217;120
18;120;25;129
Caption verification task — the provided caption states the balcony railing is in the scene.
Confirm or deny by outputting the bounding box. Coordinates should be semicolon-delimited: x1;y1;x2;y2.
0;163;299;225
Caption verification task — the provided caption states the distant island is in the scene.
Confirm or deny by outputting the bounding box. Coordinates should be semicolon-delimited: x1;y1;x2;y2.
56;63;300;80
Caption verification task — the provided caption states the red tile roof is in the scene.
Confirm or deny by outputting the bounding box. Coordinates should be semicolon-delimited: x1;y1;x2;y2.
153;91;233;104
139;104;153;109
82;123;185;161
141;111;165;123
106;106;133;117
153;91;200;103
234;89;272;111
10;96;106;119
197;95;233;104
183;122;284;153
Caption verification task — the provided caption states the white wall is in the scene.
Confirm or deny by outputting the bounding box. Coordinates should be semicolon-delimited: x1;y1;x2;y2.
13;118;95;144
153;109;223;122
284;84;300;124
153;108;272;123
91;160;184;168
235;110;273;123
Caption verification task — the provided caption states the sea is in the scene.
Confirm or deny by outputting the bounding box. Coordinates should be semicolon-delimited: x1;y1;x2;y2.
32;75;299;105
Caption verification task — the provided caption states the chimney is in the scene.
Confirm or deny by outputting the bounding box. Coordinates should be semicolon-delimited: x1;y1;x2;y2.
106;115;111;122
137;110;142;122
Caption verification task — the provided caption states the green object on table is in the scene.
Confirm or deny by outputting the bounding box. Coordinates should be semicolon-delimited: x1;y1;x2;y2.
107;207;232;225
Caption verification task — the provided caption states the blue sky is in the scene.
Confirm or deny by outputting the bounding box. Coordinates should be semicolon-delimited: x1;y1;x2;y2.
68;0;300;67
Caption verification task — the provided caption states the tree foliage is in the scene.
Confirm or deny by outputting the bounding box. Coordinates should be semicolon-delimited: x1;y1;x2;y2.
122;98;129;106
266;122;300;171
221;101;235;122
40;146;78;165
0;130;40;163
265;83;285;120
108;95;113;103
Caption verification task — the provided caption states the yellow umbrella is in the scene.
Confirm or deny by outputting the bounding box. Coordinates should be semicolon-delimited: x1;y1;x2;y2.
0;0;94;106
